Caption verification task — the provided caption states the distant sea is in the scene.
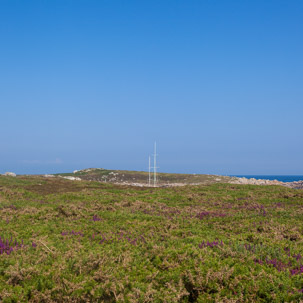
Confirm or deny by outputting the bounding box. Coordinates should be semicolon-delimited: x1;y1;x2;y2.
231;175;303;183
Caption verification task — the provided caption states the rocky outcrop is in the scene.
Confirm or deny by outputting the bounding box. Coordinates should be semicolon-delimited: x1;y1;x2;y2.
231;177;303;189
231;177;284;186
73;168;104;173
3;172;17;177
285;181;303;189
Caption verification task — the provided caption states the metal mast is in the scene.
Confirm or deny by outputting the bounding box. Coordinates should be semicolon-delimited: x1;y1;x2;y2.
148;156;151;187
153;142;157;187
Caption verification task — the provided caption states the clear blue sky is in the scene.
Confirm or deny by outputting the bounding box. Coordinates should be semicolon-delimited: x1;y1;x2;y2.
1;0;302;175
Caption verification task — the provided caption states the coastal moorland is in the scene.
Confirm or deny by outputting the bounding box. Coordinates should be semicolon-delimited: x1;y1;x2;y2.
0;172;303;302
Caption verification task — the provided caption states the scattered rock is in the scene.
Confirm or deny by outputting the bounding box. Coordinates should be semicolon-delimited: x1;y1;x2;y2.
4;172;16;177
109;172;118;176
76;168;104;173
286;181;303;190
43;174;55;178
231;177;285;186
61;176;81;181
231;177;303;190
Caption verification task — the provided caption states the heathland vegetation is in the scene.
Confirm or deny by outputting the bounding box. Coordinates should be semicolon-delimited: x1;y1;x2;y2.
1;174;303;302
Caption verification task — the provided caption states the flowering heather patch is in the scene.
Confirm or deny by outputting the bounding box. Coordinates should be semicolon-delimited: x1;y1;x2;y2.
229;242;303;275
92;214;102;221
90;230;148;246
220;203;234;209
293;253;302;261
273;202;284;208
0;236;24;255
0;204;17;211
236;202;267;215
290;265;303;276
198;240;223;248
90;231;113;245
196;211;227;219
254;258;289;272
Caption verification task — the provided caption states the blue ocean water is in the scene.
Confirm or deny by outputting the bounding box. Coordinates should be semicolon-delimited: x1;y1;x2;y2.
231;175;303;183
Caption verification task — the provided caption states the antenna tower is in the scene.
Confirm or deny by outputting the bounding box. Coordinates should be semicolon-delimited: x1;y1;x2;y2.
148;156;151;187
153;142;158;187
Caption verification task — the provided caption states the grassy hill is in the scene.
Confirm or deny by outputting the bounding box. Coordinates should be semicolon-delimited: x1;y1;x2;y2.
56;168;234;186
